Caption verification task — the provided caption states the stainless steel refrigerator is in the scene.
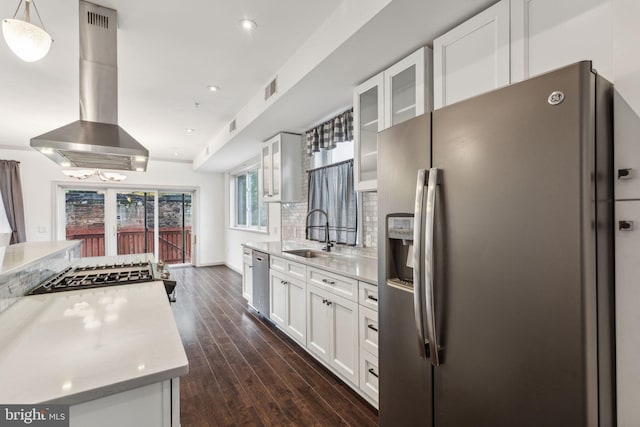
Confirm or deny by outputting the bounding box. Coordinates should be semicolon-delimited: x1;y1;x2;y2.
377;61;615;427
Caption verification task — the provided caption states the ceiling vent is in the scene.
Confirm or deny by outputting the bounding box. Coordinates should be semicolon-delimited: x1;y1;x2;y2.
264;76;278;100
229;118;237;133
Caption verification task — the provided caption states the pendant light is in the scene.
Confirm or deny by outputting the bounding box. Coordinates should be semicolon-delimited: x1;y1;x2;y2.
2;0;52;62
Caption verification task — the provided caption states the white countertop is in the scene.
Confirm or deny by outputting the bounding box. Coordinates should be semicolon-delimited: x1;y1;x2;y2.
243;241;378;284
0;241;80;277
0;280;188;405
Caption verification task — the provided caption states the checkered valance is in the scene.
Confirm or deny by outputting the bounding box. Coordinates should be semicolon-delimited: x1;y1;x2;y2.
305;109;353;156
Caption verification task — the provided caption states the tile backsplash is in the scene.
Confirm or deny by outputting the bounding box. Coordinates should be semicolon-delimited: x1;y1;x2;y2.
281;147;377;256
0;244;81;313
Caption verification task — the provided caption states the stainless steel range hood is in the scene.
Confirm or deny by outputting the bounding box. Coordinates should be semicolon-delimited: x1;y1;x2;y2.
31;1;148;172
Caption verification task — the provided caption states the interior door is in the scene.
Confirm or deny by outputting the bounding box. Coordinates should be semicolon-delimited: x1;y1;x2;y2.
431;62;601;426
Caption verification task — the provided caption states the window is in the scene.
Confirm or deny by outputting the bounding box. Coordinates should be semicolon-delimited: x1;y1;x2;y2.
232;168;268;231
312;140;354;168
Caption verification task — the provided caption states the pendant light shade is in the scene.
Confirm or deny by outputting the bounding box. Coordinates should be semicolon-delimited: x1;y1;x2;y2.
2;0;52;62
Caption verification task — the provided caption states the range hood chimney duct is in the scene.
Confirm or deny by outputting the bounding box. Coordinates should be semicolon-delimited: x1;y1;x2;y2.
30;1;149;172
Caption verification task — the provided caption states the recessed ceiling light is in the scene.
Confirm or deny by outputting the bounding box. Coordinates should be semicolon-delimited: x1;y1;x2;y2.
207;85;219;92
239;19;257;31
173;151;179;157
186;128;195;133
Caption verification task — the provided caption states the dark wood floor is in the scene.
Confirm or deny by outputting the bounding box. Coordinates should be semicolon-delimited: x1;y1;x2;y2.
170;265;378;427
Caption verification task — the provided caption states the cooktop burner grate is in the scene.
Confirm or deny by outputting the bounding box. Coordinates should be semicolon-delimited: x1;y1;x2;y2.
30;262;155;295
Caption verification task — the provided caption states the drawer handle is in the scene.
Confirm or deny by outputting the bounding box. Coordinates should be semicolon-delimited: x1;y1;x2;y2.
367;324;378;332
368;368;379;378
366;295;378;302
281;280;289;285
322;279;336;285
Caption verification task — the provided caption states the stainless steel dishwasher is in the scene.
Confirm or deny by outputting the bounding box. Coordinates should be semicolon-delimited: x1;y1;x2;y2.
251;250;270;317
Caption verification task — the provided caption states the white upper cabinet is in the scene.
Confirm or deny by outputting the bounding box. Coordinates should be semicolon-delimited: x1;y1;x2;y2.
433;0;510;109
354;73;384;193
510;0;613;83
614;93;640;200
354;47;432;192
260;133;302;203
434;0;613;109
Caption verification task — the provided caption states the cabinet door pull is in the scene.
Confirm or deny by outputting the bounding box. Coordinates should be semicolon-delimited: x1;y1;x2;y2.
322;279;336;285
618;168;632;179
281;280;288;285
619;220;634;231
256;257;264;262
366;295;378;302
368;368;379;378
367;324;378;332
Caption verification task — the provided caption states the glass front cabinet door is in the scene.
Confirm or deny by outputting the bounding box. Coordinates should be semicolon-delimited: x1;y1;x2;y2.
353;47;432;192
261;133;302;203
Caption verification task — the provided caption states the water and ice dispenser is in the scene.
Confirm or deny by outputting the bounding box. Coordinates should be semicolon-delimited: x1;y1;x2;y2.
385;214;415;290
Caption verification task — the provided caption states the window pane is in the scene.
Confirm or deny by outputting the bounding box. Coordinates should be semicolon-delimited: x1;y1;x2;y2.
65;190;105;257
158;192;192;265
248;171;258;226
116;192;154;256
259;198;268;228
236;175;247;226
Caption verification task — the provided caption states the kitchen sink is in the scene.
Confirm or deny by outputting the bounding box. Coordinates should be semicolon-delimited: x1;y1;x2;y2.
283;249;331;258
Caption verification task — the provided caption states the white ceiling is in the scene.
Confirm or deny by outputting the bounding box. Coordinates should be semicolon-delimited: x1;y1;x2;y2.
0;0;495;169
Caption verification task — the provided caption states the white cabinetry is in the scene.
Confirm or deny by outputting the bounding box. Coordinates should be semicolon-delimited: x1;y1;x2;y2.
615;201;640;425
260;133;302;202
434;0;612;109
70;378;180;427
354;47;432;192
614;93;640;200
269;259;307;346
357;281;379;405
306;283;359;386
433;0;510;109
510;0;613;83
242;248;253;304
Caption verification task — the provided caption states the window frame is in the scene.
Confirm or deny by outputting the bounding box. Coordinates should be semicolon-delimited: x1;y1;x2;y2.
230;162;268;233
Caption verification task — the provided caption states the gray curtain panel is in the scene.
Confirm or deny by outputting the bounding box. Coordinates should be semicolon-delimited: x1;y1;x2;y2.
307;160;357;245
0;160;26;244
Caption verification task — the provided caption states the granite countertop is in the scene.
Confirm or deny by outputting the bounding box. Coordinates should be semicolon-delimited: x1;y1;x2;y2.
0;280;188;405
0;241;81;277
243;241;378;284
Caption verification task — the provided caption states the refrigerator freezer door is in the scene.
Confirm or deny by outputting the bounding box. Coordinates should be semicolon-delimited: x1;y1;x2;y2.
431;62;608;426
378;114;432;426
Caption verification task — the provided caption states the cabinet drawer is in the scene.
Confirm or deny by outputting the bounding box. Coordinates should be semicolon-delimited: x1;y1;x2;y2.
307;267;357;301
359;350;379;404
242;248;253;265
359;306;378;356
358;281;378;311
270;256;306;280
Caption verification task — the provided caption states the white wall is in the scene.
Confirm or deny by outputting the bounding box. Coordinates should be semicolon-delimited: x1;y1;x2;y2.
223;172;281;273
0;148;225;266
614;0;640;115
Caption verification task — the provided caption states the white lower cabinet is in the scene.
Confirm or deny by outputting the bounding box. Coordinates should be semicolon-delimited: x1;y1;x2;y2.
359;350;379;404
615;200;640;425
307;283;359;386
242;249;253;304
358;280;379;405
270;269;307;345
70;378;180;427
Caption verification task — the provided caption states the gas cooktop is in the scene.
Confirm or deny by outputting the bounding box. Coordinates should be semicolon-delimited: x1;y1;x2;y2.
29;261;156;295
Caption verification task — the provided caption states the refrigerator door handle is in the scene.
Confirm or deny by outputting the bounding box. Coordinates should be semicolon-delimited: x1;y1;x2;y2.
424;168;441;366
413;169;428;359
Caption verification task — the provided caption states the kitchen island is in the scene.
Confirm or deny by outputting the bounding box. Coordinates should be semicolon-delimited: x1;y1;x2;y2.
0;243;188;427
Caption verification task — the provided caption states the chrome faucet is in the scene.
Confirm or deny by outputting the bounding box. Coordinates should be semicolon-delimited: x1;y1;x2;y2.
306;209;333;252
